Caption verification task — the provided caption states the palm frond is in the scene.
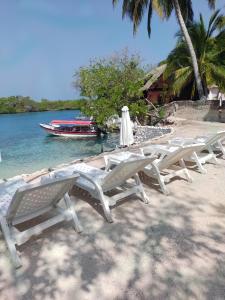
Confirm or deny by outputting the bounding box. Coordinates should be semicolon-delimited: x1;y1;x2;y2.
177;0;194;23
165;8;225;98
207;0;216;10
207;9;224;38
122;0;130;18
152;0;164;18
132;0;149;34
159;0;173;20
172;66;193;94
112;0;119;7
147;0;153;36
217;15;225;31
216;28;225;41
207;63;225;91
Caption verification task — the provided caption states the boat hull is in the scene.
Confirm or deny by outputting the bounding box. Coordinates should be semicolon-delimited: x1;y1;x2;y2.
40;123;98;138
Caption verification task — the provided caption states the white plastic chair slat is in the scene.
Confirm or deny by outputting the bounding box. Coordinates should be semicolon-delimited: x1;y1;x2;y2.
0;174;81;268
102;157;155;191
7;177;77;222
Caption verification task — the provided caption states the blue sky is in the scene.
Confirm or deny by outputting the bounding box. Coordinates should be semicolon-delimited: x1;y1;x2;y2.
0;0;224;100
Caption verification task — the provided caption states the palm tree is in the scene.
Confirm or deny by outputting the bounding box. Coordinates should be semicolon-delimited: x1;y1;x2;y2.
165;9;225;99
112;0;216;100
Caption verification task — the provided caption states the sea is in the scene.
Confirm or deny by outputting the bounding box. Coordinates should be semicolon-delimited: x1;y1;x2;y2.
0;110;118;179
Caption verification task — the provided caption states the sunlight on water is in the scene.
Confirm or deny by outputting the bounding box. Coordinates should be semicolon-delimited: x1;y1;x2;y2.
0;110;118;178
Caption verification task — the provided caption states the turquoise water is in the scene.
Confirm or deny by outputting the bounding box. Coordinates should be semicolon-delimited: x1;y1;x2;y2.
0;110;118;179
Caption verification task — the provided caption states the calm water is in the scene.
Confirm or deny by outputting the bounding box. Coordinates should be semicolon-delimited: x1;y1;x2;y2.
0;110;118;178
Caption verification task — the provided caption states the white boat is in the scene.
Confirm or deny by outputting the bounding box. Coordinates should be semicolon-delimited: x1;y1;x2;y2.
40;119;100;138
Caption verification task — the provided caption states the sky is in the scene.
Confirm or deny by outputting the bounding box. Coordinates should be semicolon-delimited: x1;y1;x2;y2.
0;0;224;100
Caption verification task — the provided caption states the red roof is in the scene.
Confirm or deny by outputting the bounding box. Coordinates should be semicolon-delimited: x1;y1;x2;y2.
51;120;96;126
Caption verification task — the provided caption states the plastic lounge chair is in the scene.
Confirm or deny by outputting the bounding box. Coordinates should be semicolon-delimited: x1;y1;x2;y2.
169;131;225;173
0;174;82;268
53;156;156;223
141;143;205;195
192;133;225;158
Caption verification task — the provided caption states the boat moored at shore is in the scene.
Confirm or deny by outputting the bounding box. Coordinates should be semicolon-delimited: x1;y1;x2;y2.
40;119;100;138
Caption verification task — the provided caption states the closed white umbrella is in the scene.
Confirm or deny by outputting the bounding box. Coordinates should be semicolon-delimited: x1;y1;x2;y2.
120;106;134;147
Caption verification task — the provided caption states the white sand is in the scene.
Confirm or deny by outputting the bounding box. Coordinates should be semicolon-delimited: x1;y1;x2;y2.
1;119;225;300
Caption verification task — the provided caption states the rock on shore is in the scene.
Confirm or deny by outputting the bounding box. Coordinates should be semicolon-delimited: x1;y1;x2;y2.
134;125;172;143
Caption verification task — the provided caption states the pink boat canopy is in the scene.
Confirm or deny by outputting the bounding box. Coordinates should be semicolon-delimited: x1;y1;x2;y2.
50;120;96;126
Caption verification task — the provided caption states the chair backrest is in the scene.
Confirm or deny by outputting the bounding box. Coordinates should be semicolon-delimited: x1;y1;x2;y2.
158;143;205;171
6;175;77;224
204;131;225;148
101;156;155;191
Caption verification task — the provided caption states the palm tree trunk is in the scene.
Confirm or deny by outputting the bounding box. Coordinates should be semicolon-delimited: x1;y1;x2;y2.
173;0;205;100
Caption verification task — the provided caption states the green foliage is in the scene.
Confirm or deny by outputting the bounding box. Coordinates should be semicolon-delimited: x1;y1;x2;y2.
165;9;225;99
129;100;148;122
0;96;38;114
0;96;85;114
38;98;86;112
158;107;166;119
113;0;217;99
113;0;216;37
112;0;195;37
74;50;146;125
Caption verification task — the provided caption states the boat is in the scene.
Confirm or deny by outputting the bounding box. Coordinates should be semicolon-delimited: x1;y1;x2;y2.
40;119;100;138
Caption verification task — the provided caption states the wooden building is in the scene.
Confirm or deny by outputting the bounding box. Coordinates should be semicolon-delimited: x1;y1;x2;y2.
141;64;172;104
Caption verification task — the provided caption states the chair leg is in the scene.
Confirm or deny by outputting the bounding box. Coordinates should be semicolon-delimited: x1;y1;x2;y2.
64;194;82;233
192;152;207;174
179;159;193;183
158;175;169;195
217;140;225;158
179;158;187;169
0;217;22;268
208;146;219;164
151;165;169;195
184;168;193;183
133;174;149;204
213;154;219;164
97;189;113;223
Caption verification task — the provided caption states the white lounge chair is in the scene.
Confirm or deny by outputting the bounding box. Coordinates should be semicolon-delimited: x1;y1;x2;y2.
141;143;205;195
52;155;156;223
194;133;225;158
169;131;225;173
0;175;81;268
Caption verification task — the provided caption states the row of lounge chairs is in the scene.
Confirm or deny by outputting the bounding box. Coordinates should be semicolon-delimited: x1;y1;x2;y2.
1;131;225;268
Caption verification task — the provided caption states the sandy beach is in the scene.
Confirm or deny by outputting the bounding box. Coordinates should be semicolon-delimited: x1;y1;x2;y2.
1;119;225;300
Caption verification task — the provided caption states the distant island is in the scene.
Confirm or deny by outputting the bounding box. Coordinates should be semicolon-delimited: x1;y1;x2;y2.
0;96;86;114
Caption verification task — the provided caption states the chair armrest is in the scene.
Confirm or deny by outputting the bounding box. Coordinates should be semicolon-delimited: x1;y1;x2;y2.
72;170;104;190
141;145;179;157
104;151;144;170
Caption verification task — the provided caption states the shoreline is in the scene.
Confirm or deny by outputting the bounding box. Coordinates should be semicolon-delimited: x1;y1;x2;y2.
12;125;174;182
0;108;81;116
2;118;225;182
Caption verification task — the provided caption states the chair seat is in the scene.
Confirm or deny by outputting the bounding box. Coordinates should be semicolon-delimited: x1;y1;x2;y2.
106;151;139;162
170;137;204;146
52;163;107;190
53;163;106;178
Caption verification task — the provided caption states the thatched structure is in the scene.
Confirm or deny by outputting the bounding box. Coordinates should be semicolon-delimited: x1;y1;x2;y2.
141;64;167;92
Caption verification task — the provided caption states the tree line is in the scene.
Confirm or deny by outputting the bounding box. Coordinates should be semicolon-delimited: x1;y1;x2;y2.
0;96;85;114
